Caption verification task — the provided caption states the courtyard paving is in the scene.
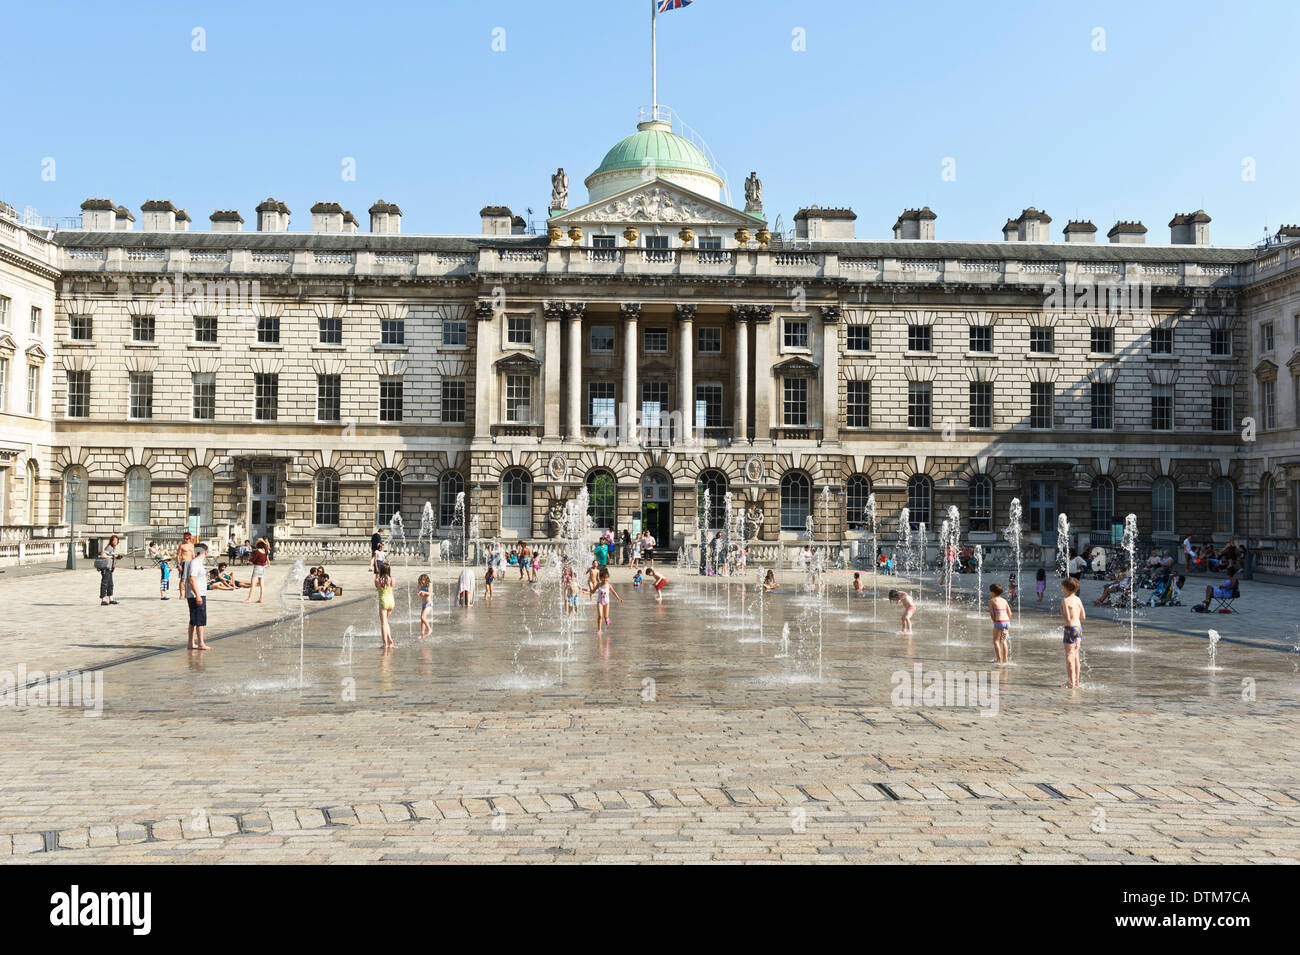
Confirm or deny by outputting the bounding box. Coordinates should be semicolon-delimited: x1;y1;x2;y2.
1;556;1297;863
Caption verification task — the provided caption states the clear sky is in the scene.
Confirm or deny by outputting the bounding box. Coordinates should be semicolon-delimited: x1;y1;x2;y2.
3;0;1295;244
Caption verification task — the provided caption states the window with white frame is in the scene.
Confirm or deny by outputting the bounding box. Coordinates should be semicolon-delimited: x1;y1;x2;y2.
380;317;405;346
66;369;90;418
1029;325;1054;353
318;315;342;345
30;306;41;335
1150;384;1173;431
846;474;871;525
846;325;870;351
441;379;466;423
438;471;463;527
1091;326;1114;354
697;326;721;353
188;467;214;526
846;380;870;428
314;470;339;526
969;381;993;429
643;327;668;353
782;378;808;426
379;376;403;422
1211;385;1233;432
1152;477;1175;536
254;373;278;421
25;365;37;414
1210;326;1232;356
316;374;340;422
1261;322;1275;352
191;372;215;421
131;313;155;343
1030;382;1054;429
69;314;93;341
695;382;722;428
589;381;616;429
507;315;533;346
377;470;402;527
589;325;615;353
129;372;153;420
125;466;151;526
1091;382;1114;430
193;314;218;344
1212;479;1234;534
0;296;8;326
1151;326;1174;354
968;325;993;353
505;374;531;422
969;475;993;532
256;315;280;344
641;381;669;432
908;382;931;429
907;324;932;352
442;319;467;347
1261;379;1276;430
784;319;809;350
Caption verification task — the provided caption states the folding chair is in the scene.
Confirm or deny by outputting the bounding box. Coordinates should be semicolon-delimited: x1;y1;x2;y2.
1209;587;1240;614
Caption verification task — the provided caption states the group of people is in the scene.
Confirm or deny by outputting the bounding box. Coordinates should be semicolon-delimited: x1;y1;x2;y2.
301;565;342;601
1181;536;1248;576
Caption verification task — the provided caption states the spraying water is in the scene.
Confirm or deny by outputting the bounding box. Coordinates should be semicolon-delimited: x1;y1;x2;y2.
1005;498;1024;625
1207;628;1222;671
866;492;879;618
941;505;960;645
389;512;412;638
1122;513;1139;651
1056;512;1071;587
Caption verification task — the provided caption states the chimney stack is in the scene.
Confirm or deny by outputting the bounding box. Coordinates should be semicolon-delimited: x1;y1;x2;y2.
892;206;936;240
140;199;178;231
369;200;402;234
113;205;135;231
341;210;359;235
1107;220;1147;244
79;198;115;230
256;198;291;232
480;205;513;236
1169;210;1210;245
793;206;857;240
1063;220;1097;243
175;209;191;231
310;202;345;233
209;209;244;232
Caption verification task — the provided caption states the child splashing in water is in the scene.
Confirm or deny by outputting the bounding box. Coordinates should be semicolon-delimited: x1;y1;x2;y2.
888;589;916;635
988;582;1011;664
375;565;396;649
593;569;622;636
417;573;432;639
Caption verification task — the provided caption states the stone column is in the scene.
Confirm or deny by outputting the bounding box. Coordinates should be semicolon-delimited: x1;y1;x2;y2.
820;305;841;443
621;302;640;445
565;302;584;439
676;304;696;445
751;305;773;443
732;305;750;443
542;303;566;438
473;300;495;440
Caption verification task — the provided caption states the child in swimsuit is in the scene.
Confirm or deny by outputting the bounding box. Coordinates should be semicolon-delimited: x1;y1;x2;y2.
646;566;667;603
418;573;432;638
632;571;643;589
485;565;495;601
376;568;396;648
988;582;1011;664
565;574;581;615
889;589;916;635
1035;568;1047;602
594;569;622;635
852;572;863;594
1060;576;1085;689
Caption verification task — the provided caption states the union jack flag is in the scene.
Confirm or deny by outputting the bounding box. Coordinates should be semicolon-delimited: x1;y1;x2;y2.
657;0;692;12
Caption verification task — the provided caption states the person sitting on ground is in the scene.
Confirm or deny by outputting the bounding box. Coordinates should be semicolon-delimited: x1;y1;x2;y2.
1093;572;1133;606
762;569;778;593
310;572;335;600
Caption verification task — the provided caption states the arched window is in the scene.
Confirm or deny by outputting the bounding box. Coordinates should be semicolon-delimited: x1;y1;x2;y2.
846;475;871;527
780;471;811;531
25;460;38;525
188;467;214;527
63;465;88;525
125;466;151;526
1262;474;1276;537
1152;477;1175;536
586;470;616;530
696;469;727;531
1090;478;1115;536
439;471;464;528
968;475;993;532
1212;478;1234;535
500;468;532;536
314;470;340;526
377;469;402;528
906;474;932;530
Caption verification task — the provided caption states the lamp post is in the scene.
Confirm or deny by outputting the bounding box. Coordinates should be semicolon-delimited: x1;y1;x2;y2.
64;472;81;571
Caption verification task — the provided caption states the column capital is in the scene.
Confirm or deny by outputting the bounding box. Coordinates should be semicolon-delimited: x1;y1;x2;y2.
751;304;773;324
474;299;495;322
730;304;752;324
674;303;697;323
620;302;641;321
543;301;567;322
564;301;586;321
819;304;842;323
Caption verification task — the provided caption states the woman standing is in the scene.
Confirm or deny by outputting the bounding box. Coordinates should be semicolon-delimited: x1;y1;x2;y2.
97;534;123;605
243;538;270;604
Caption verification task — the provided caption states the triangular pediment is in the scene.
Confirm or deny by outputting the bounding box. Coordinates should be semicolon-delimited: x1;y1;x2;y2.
551;179;763;229
1253;358;1278;380
0;332;16;354
1287;349;1300;373
24;342;48;363
772;356;820;377
494;352;541;373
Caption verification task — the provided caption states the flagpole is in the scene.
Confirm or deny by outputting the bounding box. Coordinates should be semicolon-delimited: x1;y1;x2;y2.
651;0;658;113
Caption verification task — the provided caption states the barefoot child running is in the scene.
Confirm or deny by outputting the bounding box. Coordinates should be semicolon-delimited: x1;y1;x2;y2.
888;589;916;634
1035;567;1047;603
484;563;495;601
593;569;622;635
376;565;396;648
418;573;432;638
988;583;1011;664
1060;576;1085;688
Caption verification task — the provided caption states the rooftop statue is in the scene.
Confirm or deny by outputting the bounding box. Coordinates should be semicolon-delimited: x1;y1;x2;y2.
744;171;762;214
551;168;569;210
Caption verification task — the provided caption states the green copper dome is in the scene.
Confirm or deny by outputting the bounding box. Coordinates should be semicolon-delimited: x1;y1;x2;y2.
587;122;716;180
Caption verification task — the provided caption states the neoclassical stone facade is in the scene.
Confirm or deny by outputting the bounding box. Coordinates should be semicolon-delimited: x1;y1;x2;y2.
2;122;1298;570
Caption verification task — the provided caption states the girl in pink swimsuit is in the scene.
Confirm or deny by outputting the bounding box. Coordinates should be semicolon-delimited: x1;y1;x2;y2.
593;569;622;636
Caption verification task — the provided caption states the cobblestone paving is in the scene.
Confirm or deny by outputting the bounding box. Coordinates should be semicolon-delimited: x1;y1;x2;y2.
2;562;1297;863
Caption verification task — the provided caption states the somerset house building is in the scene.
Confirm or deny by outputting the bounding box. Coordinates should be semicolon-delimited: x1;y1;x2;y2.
1;107;1298;573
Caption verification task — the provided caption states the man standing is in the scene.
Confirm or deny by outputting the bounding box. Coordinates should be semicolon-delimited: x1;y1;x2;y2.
175;532;195;584
186;543;211;651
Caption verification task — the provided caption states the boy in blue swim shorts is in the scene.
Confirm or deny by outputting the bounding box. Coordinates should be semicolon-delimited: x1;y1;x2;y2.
1060;577;1085;689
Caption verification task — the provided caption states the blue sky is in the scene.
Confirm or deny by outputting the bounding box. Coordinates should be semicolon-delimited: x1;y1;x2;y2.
4;0;1295;244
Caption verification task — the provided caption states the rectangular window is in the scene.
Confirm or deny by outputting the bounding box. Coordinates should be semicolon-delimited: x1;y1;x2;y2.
316;374;341;422
846;325;871;351
1090;326;1114;354
1030;326;1054;353
1150;384;1173;431
592;235;616;248
441;319;467;347
642;381;669;435
1151;326;1174;354
379;377;403;422
380;318;405;346
506;374;532;422
1090;382;1114;430
69;314;93;341
1261;380;1276;430
318;316;342;345
695;383;722;428
30;306;41;335
193;314;217;344
782;378;808;426
25;365;37;414
697;236;722;250
254;373;278;421
66;370;91;418
846;381;871;428
644;234;671;262
441;379;466;423
907;382;932;429
907;324;932;353
1030;382;1054;429
589;381;616;428
0;295;8;326
589;325;615;353
507;316;533;346
0;357;6;411
129;372;153;420
1210;385;1233;432
968;325;993;353
784;320;809;349
697;327;721;353
131;314;155;343
256;315;280;344
191;373;215;421
643;327;668;353
1261;322;1274;352
969;381;993;429
1210;327;1232;356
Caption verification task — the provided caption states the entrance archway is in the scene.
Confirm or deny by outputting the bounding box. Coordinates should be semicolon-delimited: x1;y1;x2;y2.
641;471;672;545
